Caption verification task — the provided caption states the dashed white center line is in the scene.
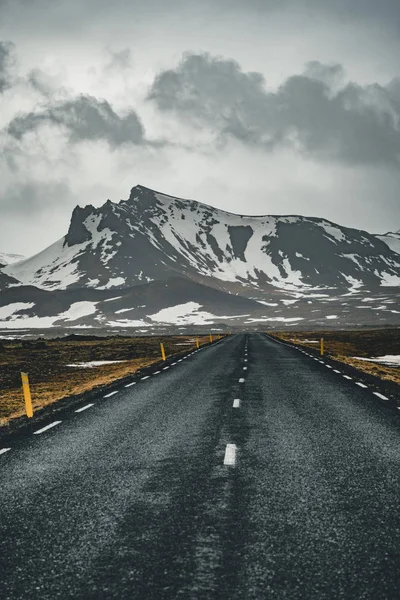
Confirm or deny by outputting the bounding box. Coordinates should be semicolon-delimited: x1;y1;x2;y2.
233;399;240;408
343;375;352;380
0;448;11;455
104;391;118;398
244;359;248;362
125;382;136;387
171;362;177;365
153;371;161;375
373;392;389;401
356;382;368;388
224;444;237;466
333;370;341;374
33;421;62;435
141;376;150;381
239;378;245;383
243;367;248;371
326;365;333;369
163;367;169;370
75;403;94;413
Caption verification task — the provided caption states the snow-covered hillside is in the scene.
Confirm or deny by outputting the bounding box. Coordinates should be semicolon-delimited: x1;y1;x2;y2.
2;185;400;292
0;252;24;266
0;278;398;331
377;232;400;256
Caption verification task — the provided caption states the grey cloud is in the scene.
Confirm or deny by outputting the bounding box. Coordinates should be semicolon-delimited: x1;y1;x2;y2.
27;68;64;98
104;47;133;72
1;180;72;215
7;95;145;146
149;53;400;166
0;41;15;92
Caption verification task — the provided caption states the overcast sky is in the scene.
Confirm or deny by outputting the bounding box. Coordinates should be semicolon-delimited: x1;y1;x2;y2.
1;0;400;255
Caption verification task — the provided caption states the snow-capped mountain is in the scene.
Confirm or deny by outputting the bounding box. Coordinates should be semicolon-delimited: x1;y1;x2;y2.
3;185;400;293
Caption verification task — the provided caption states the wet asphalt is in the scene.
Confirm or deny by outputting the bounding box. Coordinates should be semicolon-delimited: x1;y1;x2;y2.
0;333;400;599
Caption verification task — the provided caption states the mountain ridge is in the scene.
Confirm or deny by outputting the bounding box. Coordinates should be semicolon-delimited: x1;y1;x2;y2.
3;184;400;294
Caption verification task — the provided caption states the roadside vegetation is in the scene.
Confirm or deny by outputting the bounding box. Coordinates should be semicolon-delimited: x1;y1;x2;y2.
273;329;400;386
0;335;210;424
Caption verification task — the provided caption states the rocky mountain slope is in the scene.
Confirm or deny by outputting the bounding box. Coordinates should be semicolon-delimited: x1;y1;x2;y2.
377;231;400;256
0;277;398;332
3;185;400;293
1;185;399;331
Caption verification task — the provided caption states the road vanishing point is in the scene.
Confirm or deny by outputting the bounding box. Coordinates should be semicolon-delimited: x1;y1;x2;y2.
1;333;400;599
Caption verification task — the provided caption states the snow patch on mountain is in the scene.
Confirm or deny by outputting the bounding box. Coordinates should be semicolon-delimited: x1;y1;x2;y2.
4;238;86;290
0;253;25;266
377;232;400;255
0;302;35;319
2;185;400;294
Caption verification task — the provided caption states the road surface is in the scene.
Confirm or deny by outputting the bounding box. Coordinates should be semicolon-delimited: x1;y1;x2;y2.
1;333;400;599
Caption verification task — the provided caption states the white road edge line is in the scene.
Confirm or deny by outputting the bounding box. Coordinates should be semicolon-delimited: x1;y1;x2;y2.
224;443;237;466
373;392;389;400
75;404;94;413
233;399;240;408
104;391;118;398
33;421;62;435
0;448;11;455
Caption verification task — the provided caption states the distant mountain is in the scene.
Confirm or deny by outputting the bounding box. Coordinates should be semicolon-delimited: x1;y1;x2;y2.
0;277;398;331
3;185;400;294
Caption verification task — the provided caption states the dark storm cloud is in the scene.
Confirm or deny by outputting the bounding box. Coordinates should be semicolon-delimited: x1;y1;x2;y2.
0;40;15;92
149;53;400;166
7;95;145;146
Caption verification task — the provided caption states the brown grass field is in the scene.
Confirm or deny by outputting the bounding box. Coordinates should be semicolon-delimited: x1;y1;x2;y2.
0;335;210;425
273;329;400;386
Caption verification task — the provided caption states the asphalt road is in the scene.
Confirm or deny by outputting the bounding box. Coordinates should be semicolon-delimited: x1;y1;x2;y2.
1;333;400;599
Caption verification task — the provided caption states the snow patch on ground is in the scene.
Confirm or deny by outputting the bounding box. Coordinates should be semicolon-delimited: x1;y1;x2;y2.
57;302;98;322
103;296;123;302
380;273;400;286
67;360;128;368
353;355;400;366
0;303;35;319
98;277;126;289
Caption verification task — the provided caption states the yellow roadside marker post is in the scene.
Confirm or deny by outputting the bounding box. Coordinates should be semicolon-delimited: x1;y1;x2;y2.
160;343;166;361
21;372;33;418
209;334;213;343
320;338;324;356
196;338;199;349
